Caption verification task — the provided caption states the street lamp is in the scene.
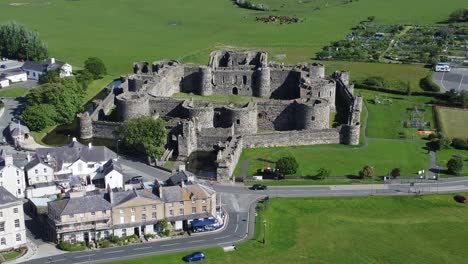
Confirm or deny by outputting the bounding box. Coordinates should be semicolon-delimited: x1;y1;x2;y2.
262;220;267;245
116;139;121;160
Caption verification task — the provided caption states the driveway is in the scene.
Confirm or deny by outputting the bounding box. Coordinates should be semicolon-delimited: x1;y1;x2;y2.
433;67;468;92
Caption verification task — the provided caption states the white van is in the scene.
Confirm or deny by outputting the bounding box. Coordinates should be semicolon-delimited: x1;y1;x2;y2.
435;63;451;72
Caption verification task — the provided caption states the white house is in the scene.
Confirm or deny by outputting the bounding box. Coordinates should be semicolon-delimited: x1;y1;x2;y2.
0;79;9;88
0;150;27;199
24;139;119;196
0;69;27;84
93;159;123;189
0;187;27;251
22;58;73;81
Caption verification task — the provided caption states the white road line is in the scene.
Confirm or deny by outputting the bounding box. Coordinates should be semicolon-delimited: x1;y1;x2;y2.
458;74;464;91
160;243;181;247
74;254;95;259
441;71;447;90
104;250;125;254
188;239;205;243
133;246;152;250
214;235;230;240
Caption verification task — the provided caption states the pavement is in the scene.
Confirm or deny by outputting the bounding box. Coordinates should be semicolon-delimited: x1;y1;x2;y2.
24;178;468;264
433;67;468;92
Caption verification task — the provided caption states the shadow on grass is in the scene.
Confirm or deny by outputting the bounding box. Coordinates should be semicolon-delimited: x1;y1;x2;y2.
257;158;275;163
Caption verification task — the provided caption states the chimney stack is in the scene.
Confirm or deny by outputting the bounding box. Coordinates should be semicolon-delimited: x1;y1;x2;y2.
72;137;77;142
26;151;31;162
88;142;92;149
107;184;113;204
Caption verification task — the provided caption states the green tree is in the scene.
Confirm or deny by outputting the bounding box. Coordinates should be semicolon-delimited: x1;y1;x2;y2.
359;165;374;179
275;156;298;176
38;69;60;84
390;168;400;178
75;69;94;87
20;104;57;131
84;57;107;79
447;157;463;175
316;167;330;180
0;21;48;61
116;116;167;160
449;8;468;22
439;137;452;150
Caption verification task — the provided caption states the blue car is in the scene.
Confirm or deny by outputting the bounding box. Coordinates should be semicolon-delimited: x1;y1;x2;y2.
184;252;206;262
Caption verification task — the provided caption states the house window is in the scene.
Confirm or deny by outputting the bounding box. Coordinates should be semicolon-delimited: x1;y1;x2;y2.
169;210;173;216
122;229;127;237
13;208;18;214
45;176;48;182
142;214;146;221
0;222;4;232
35;177;39;182
232;87;238;95
179;208;184;215
35;169;38;174
192;207;196;214
130;215;135;223
0;211;2;217
120;216;124;224
243;76;247;85
17;189;21;195
152;212;157;219
91;212;95;216
17;179;20;185
33;72;36;77
43;168;47;173
202;206;207;212
14;219;20;228
0;172;2;178
16;233;21;241
152;205;156;210
69;214;74;219
0;238;5;245
16;170;19;176
102;210;106;215
131;208;135;213
120;209;124;214
202;200;206;204
179;202;184;206
142;206;146;212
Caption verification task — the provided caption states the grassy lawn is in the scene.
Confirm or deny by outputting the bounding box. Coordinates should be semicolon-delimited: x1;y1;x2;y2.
435;106;468;139
234;139;428;177
84;76;114;102
0;87;29;98
245;179;380;186
359;89;435;139
2;249;22;260
0;0;464;77
107;194;468;264
173;93;266;104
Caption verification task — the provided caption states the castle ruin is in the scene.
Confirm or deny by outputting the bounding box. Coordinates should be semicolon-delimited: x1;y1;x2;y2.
78;51;362;180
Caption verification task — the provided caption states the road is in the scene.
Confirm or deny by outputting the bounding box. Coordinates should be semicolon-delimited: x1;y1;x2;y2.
433;67;468;92
28;178;468;264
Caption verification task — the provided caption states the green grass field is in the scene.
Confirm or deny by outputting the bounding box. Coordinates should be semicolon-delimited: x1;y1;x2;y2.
359;90;435;139
107;194;468;264
436;106;468;139
0;0;465;80
234;139;428;177
0;87;29;98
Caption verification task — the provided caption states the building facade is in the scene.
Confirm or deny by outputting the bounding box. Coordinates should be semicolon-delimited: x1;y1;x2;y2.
0;150;27;199
0;187;27;251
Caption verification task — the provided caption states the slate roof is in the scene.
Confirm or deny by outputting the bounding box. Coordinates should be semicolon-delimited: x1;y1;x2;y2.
161;184;215;203
0;68;26;77
45;59;65;71
166;170;194;186
22;61;46;72
0;186;19;205
101;159;122;177
48;193;111;216
25;141;117;171
111;189;161;206
0;149;30;168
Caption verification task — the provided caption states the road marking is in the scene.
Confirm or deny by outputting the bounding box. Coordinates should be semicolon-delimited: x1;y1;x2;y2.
47;258;66;263
441;71;447;90
458;74;465;91
188;239;205;243
214;235;230;240
160;243;180;247
104;250;125;254
74;254;95;259
133;246;152;250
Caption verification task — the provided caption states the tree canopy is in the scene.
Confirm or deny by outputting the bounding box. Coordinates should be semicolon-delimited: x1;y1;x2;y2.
116;117;167;161
449;9;468;22
20;104;57;131
0;21;48;61
84;57;107;79
359;165;374;179
275;156;298;176
447;157;463;175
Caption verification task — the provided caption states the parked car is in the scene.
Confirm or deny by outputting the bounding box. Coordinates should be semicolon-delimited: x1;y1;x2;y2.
184;252;206;262
454;195;467;203
251;184;267;190
0;65;6;69
126;176;143;184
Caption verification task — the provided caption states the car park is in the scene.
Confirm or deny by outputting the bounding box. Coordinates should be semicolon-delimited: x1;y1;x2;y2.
251;184;267;190
184;252;206;262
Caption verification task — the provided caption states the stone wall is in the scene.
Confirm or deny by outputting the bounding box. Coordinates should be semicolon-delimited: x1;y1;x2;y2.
92;121;122;139
243;129;340;148
216;136;243;180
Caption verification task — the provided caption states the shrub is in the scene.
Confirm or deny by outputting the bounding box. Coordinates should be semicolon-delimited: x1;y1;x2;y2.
391;168;401;178
439;137;452;150
316;168;330;180
98;239;111;248
144;233;156;240
359;165;374;179
163;229;171;237
452;138;468;150
275;156;299;176
420;75;440;92
447;157;463;175
108;235;120;244
57;241;86;251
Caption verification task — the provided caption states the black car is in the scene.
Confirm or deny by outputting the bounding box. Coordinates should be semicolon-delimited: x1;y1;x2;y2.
251;184;267;190
126;176;143;184
454;195;467;203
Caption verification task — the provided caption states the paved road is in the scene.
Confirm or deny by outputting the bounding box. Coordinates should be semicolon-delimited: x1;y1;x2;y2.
433;68;468;92
28;179;468;264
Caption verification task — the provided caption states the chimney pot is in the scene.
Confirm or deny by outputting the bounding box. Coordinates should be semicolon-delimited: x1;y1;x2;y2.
72;137;77;142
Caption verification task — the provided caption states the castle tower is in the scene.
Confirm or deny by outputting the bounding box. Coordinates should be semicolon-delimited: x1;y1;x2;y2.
78;112;93;139
295;99;330;130
255;67;270;98
199;66;213;96
340;71;350;87
340;125;360;145
116;94;150;120
309;63;325;79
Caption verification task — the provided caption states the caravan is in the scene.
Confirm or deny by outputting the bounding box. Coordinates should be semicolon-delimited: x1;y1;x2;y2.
435;63;451;72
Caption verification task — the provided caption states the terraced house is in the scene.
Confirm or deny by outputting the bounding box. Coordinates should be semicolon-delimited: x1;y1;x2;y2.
46;181;217;244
